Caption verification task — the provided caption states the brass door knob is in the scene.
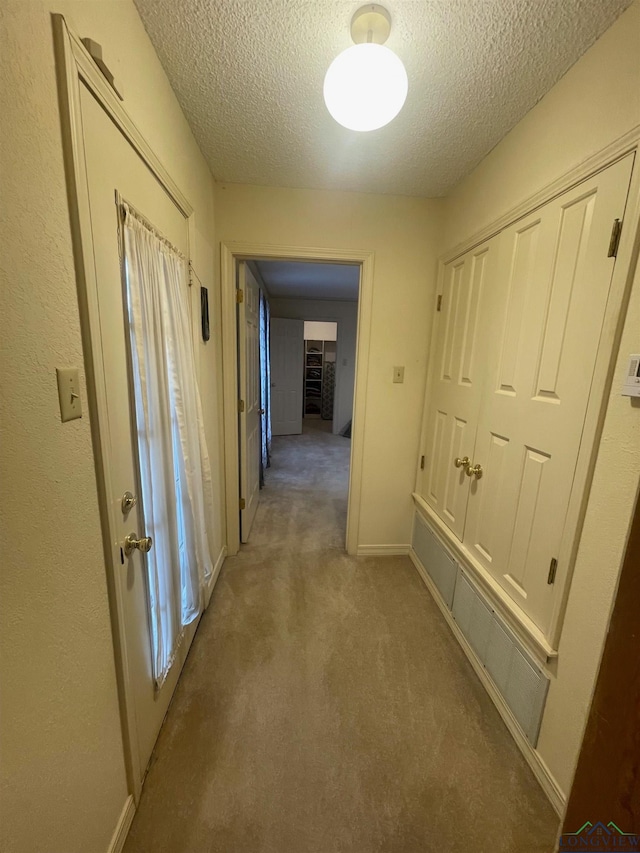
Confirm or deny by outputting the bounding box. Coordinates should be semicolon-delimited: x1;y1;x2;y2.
124;532;153;557
454;456;470;470
465;463;483;480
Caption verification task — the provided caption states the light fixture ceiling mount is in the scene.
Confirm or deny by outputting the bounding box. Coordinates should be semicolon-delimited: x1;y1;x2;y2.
349;4;392;45
323;4;408;133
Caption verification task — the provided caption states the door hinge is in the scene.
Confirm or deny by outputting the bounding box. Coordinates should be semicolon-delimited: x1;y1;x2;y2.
236;288;244;304
547;557;558;585
239;498;246;511
608;218;623;258
238;399;245;413
420;455;425;470
437;294;442;312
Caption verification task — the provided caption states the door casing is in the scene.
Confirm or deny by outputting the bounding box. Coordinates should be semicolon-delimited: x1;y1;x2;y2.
221;244;373;556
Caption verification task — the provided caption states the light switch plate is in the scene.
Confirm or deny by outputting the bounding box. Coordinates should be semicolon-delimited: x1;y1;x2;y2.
622;353;640;397
393;366;405;384
56;368;82;422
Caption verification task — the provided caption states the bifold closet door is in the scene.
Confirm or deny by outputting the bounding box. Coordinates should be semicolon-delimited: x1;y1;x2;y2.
463;154;634;634
420;240;496;540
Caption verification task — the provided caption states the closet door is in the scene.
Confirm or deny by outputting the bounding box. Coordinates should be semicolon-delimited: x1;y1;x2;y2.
463;155;634;634
420;240;496;540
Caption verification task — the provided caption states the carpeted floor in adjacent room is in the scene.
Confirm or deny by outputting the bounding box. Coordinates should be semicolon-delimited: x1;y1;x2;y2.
123;419;560;853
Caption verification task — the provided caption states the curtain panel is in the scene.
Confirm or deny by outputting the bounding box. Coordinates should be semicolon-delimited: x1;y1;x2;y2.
122;204;213;687
259;291;272;482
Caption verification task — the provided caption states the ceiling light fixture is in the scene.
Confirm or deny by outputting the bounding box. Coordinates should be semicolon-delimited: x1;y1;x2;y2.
323;4;408;132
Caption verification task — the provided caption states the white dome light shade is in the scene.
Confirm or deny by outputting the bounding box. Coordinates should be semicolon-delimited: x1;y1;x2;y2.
323;43;408;132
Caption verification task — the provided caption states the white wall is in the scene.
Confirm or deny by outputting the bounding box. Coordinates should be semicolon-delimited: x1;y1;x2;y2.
303;320;338;342
0;2;223;851
215;185;444;548
274;300;357;433
442;0;640;798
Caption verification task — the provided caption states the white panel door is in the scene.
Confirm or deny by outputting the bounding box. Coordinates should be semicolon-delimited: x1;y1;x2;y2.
420;240;496;539
238;263;261;542
81;83;198;780
464;154;634;633
270;318;304;435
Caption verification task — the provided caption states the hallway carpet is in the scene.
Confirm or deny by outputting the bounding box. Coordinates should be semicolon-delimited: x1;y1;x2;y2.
123;421;559;853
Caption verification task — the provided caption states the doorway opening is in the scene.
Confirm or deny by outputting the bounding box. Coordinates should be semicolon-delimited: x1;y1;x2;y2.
221;244;373;558
238;260;359;546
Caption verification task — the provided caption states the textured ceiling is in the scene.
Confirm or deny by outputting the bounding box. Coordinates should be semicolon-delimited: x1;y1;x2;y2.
255;261;360;301
133;0;632;197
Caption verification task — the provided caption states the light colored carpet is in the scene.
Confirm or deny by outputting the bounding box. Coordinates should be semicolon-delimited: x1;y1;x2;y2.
123;420;559;853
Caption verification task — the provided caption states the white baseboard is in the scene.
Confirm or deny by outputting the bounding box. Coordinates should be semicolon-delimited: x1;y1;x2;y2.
204;545;227;608
409;548;566;816
108;795;135;853
356;544;411;556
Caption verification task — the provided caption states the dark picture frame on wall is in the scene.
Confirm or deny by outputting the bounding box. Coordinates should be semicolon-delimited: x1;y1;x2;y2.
201;286;210;341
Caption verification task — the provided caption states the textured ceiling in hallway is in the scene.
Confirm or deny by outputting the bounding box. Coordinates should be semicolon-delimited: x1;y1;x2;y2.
255;261;360;301
133;0;632;197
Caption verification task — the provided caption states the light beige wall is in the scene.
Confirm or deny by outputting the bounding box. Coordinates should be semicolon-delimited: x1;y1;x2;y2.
215;184;443;547
0;2;222;851
441;1;640;798
271;298;358;434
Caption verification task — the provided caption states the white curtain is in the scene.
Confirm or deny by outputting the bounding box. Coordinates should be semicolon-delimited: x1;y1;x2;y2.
123;204;213;688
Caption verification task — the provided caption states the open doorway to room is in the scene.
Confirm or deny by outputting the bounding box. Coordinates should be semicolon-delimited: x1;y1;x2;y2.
264;260;359;552
233;256;361;551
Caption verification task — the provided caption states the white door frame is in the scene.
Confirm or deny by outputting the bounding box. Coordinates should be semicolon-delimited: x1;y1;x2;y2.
53;14;198;804
221;242;374;556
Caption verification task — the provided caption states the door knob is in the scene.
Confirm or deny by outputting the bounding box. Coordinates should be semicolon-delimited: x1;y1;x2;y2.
259;408;265;415
454;456;470;470
465;463;483;480
124;532;153;557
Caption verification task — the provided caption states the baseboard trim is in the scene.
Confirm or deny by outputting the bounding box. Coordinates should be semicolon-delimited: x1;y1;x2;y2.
409;548;566;816
108;795;135;853
205;545;227;608
356;544;411;556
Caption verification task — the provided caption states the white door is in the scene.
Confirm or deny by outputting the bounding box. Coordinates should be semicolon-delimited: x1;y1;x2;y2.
464;154;634;633
81;83;199;783
270;318;304;435
420;240;496;539
238;263;261;542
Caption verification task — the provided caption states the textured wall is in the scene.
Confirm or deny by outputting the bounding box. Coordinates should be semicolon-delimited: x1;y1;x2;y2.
442;0;640;798
215;184;443;547
271;299;358;435
0;2;221;851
